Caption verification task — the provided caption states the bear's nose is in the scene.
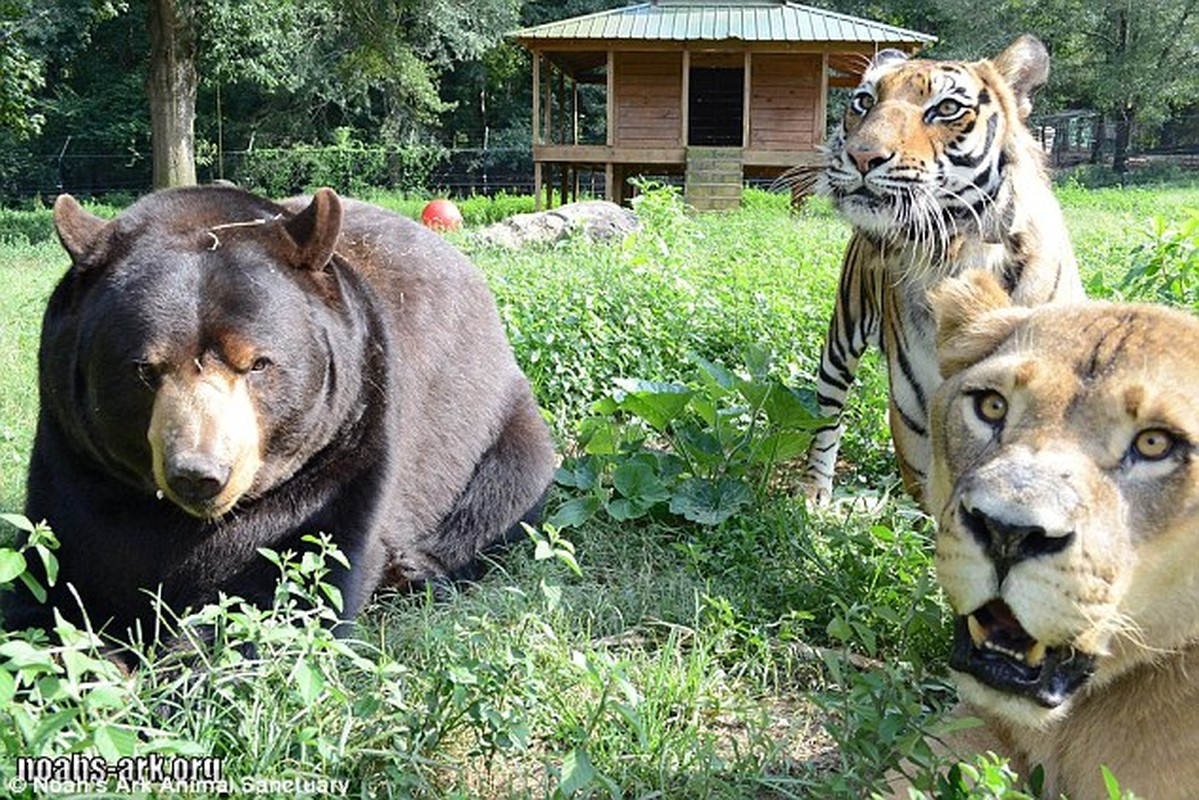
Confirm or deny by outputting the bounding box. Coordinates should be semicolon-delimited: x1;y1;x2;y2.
166;454;231;504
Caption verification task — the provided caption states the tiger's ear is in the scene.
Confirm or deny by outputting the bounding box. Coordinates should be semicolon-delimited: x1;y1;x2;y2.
992;34;1050;120
870;48;909;71
930;271;1031;378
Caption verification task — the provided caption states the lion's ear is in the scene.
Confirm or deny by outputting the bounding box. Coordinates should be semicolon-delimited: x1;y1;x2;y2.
54;194;111;268
992;34;1050;120
282;187;343;271
931;271;1030;378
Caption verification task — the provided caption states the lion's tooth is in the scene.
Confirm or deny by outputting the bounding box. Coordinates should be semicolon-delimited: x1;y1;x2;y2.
1027;641;1047;667
967;615;987;647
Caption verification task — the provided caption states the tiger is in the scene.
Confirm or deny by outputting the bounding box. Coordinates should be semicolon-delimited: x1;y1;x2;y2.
800;34;1084;507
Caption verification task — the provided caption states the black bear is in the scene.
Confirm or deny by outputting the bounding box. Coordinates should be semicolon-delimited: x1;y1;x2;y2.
4;185;556;643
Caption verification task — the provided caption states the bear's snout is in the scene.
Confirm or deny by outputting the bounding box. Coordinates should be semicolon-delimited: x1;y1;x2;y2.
147;368;264;519
164;451;232;506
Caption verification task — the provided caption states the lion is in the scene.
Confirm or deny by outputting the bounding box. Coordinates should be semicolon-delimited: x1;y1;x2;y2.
910;270;1199;798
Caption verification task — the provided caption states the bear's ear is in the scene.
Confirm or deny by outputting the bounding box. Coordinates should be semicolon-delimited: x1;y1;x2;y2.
54;194;110;268
992;34;1050;120
930;270;1031;378
283;187;343;271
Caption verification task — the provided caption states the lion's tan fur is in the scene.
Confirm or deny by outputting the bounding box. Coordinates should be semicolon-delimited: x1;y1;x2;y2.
913;271;1199;798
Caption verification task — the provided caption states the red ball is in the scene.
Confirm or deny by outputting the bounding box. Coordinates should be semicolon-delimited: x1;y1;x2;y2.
420;198;463;232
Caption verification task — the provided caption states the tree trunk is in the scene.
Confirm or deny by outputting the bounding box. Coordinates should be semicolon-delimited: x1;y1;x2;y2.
1112;110;1133;174
147;0;198;189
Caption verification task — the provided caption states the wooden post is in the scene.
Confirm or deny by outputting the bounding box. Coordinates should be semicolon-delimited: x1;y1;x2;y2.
532;51;541;145
534;162;543;211
532;51;541;210
606;49;615;203
572;77;580;145
743;51;752;149
543;61;553;146
556;69;566;146
681;49;690;147
817;53;829;145
606;50;615;147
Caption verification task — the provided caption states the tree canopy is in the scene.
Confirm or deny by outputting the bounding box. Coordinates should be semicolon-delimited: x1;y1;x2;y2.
0;0;1194;200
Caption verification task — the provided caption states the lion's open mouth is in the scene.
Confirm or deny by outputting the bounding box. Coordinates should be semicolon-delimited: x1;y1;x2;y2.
950;599;1096;708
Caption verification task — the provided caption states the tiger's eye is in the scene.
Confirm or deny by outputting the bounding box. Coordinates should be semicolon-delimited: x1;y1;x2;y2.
852;92;876;114
973;391;1008;423
936;98;963;117
1132;428;1175;461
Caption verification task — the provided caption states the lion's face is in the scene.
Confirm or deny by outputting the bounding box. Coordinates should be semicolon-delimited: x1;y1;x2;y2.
927;272;1199;728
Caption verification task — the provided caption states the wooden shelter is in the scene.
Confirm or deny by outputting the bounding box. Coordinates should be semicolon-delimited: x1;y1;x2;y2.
512;0;934;210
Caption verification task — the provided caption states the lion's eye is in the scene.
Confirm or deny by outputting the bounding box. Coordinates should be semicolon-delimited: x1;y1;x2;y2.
973;391;1008;424
851;91;876;115
934;98;963;118
1131;428;1176;461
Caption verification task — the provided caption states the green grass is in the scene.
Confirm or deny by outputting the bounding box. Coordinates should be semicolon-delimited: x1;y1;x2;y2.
0;179;1196;798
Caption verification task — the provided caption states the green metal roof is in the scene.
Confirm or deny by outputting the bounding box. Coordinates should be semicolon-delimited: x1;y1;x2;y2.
512;1;936;46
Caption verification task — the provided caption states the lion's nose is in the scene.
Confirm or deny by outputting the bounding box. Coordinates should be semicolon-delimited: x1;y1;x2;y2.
960;504;1075;584
166;453;231;504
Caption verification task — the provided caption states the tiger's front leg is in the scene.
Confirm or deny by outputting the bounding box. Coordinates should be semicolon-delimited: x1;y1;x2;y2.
802;233;882;504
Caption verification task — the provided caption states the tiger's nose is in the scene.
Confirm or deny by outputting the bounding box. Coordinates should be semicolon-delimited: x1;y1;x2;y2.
846;143;893;175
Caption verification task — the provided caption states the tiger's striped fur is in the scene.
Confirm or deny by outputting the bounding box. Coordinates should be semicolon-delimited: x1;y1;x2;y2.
802;35;1084;507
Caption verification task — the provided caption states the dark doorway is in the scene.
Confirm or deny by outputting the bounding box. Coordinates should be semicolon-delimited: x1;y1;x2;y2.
688;67;744;146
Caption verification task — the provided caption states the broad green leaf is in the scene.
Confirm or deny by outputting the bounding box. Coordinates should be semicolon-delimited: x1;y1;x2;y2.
761;384;823;429
93;723;138;760
85;684;128;711
31;708;79;752
673;423;725;468
611;461;670;503
742;344;773;380
0;549;27;583
689;353;736;391
668;477;752;525
292;659;325;704
0;514;35;533
558;746;596;796
548;496;601;529
578;417;618;455
606;497;654;521
611;378;693;431
751;431;813;464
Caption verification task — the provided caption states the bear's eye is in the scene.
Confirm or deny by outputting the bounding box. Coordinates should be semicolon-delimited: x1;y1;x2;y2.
1131;428;1177;461
850;91;875;115
135;360;162;389
249;356;273;373
972;390;1008;425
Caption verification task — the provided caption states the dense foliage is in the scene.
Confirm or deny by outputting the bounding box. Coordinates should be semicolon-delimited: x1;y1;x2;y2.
1;0;1195;202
